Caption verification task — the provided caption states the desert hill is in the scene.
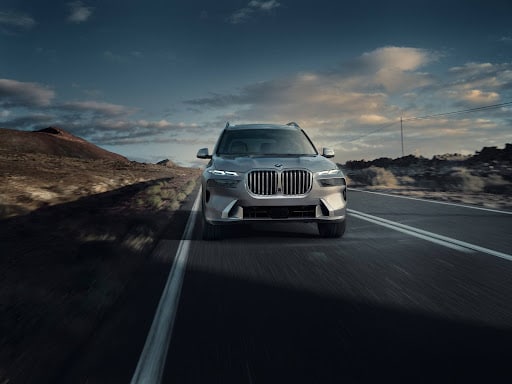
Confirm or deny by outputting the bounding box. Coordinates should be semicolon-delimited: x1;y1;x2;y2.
0;126;199;219
0;126;128;163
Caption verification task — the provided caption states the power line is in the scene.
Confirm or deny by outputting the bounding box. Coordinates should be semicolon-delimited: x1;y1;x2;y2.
400;100;511;156
402;101;512;122
345;121;398;143
345;100;512;144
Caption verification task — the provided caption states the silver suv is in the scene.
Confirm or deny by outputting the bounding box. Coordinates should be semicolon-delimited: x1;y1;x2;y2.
197;122;347;240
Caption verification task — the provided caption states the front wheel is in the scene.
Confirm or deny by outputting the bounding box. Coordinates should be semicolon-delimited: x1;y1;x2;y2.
318;220;346;238
202;214;223;241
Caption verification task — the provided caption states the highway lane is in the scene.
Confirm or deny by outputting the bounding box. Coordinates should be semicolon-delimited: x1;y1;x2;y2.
349;189;512;255
161;190;512;383
59;189;512;383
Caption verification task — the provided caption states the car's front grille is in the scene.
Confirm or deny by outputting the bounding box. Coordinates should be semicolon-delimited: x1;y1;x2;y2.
247;170;278;195
247;169;312;196
281;170;312;195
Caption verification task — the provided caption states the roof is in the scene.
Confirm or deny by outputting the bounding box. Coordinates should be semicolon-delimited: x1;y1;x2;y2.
224;122;301;131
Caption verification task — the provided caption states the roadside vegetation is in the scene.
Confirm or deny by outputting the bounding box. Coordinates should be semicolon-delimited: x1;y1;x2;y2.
0;151;200;383
341;144;512;210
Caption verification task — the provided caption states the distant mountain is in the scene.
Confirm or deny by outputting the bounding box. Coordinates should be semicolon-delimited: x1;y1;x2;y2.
0;126;128;162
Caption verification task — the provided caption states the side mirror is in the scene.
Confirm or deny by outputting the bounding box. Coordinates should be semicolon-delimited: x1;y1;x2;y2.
322;147;335;158
197;148;212;159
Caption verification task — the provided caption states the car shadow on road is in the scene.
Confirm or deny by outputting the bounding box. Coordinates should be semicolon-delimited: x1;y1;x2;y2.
165;265;512;384
220;222;321;240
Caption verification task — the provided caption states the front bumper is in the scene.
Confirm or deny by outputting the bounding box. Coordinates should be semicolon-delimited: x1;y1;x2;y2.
202;177;347;225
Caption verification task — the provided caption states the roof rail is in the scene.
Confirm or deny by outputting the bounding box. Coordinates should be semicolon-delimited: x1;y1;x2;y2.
225;121;230;129
286;121;300;128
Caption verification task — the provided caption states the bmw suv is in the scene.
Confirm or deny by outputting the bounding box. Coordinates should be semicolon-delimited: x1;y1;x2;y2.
197;122;347;240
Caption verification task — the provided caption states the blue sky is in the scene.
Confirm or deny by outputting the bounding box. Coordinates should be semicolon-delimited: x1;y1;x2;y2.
1;0;511;165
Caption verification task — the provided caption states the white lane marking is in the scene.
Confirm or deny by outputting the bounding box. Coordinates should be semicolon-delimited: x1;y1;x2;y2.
131;189;201;384
348;209;472;253
348;208;512;262
348;188;512;215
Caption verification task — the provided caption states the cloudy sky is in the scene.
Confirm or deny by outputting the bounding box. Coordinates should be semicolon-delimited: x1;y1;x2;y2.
1;0;511;165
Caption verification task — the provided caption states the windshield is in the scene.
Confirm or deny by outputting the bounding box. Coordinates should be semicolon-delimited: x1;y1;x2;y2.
216;129;318;156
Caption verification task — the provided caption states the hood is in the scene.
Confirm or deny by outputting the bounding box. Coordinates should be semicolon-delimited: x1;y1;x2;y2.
212;155;338;173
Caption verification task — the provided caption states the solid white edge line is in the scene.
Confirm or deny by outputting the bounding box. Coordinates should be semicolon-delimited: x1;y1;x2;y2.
348;188;512;215
348;208;512;262
130;188;202;384
348;210;472;253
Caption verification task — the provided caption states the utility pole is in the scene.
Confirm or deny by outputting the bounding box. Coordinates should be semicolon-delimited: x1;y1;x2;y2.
400;115;404;157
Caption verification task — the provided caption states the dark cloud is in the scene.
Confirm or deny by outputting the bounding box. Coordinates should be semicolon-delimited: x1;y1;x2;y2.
0;79;54;107
0;77;204;147
59;101;136;117
0;114;54;130
227;0;281;24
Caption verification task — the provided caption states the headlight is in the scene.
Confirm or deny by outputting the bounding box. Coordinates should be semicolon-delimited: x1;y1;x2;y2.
207;179;240;188
206;169;240;188
316;169;346;187
319;178;346;187
208;169;239;176
317;169;340;176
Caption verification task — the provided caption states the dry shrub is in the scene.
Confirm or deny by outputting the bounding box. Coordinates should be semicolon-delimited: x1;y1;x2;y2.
483;174;510;194
446;167;485;192
360;166;398;187
398;175;416;186
486;174;508;186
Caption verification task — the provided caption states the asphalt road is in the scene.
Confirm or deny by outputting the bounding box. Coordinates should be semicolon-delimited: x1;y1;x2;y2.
61;189;512;384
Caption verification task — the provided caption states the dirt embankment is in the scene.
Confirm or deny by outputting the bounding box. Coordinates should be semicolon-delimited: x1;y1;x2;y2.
0;127;201;383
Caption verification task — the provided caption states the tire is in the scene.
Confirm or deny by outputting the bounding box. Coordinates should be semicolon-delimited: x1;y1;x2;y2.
318;220;346;238
202;213;222;241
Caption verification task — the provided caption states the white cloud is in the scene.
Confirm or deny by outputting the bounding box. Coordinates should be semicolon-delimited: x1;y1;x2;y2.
4;46;511;163
450;62;494;74
360;46;437;71
182;46;512;161
228;0;281;24
358;114;391;125
0;78;54;107
228;8;253;24
89;120;202;145
67;1;94;24
0;10;35;34
248;1;281;11
448;62;512;91
60;100;136;116
184;46;440;126
460;89;500;105
338;47;438;93
0;10;35;29
438;61;512;107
